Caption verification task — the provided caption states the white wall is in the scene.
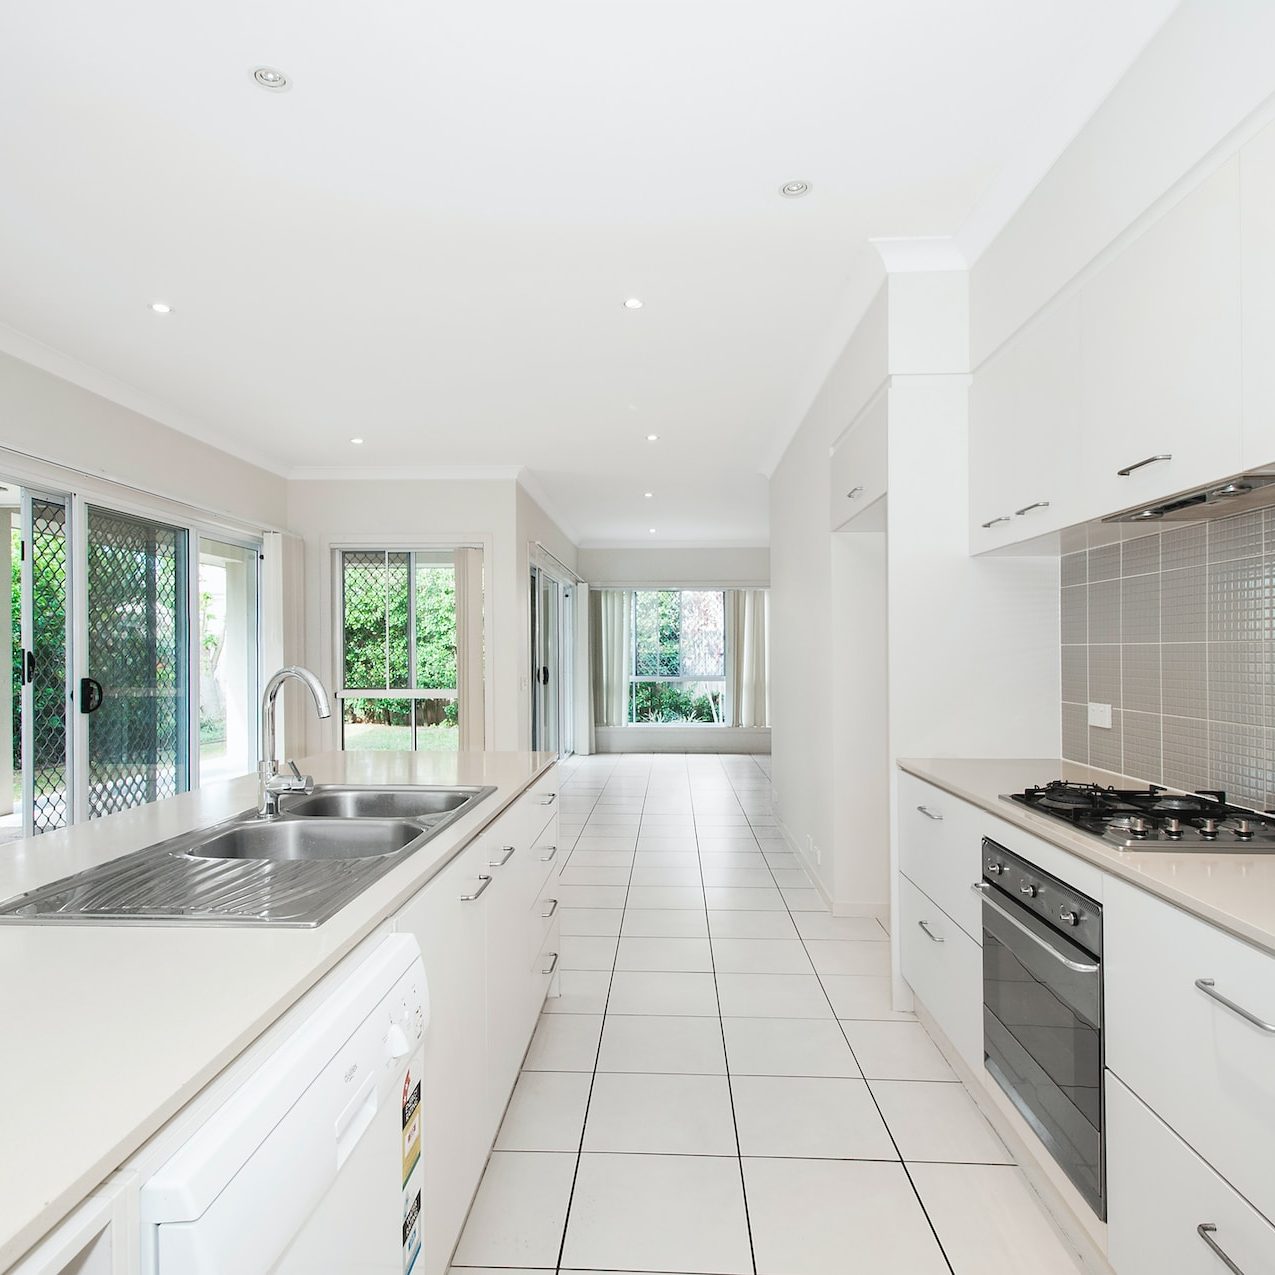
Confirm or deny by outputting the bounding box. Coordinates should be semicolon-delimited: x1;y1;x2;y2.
577;546;769;588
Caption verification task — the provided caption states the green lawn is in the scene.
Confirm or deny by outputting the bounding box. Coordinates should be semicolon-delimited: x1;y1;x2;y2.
343;723;459;752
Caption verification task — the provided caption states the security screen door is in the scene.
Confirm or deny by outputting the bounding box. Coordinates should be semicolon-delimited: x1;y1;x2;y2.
83;506;190;817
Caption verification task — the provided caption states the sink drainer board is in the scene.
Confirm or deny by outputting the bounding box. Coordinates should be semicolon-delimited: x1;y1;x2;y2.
0;786;496;928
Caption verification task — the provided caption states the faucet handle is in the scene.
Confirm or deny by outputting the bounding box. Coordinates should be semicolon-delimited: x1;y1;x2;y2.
288;759;304;783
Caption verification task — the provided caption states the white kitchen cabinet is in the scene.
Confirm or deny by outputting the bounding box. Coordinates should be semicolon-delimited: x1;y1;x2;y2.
829;394;887;530
1108;1073;1275;1275
969;294;1084;551
1104;876;1275;1226
1240;115;1275;468
1078;158;1244;519
8;1177;137;1275
897;772;984;941
898;875;982;1072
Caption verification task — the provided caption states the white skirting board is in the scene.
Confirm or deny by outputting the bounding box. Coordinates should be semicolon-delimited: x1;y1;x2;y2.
592;726;771;754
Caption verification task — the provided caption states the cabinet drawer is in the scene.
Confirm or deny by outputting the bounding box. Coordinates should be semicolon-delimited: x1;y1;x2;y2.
898;875;982;1072
1108;1073;1275;1275
1105;878;1275;1224
829;394;887;530
897;772;984;941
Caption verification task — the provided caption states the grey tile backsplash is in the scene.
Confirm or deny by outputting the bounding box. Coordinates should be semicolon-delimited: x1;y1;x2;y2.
1060;506;1275;809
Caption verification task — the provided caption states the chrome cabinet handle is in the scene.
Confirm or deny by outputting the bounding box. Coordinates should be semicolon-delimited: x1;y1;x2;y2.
1014;500;1051;516
540;844;558;863
1117;453;1172;477
971;882;1099;973
542;898;559;918
917;919;945;943
916;805;943;821
538;793;557;806
1197;1223;1247;1274
1194;978;1275;1033
490;845;516;867
981;516;1011;528
847;485;864;499
542;952;559;975
460;874;493;902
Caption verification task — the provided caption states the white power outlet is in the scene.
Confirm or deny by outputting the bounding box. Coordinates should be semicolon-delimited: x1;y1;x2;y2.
1088;702;1113;729
806;834;821;865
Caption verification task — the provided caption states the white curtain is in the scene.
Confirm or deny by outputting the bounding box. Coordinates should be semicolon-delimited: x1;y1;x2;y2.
727;589;769;728
590;589;632;727
453;547;485;749
575;585;595;754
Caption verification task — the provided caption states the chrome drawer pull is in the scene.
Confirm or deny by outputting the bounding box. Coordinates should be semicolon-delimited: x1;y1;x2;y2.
542;952;559;975
1014;500;1051;516
490;845;516;867
917;919;944;943
540;844;558;863
847;485;865;499
542;898;559;918
916;805;943;821
1117;453;1171;477
981;516;1011;528
538;793;557;806
971;883;1099;973
1194;979;1275;1033
1197;1223;1247;1274
460;874;492;902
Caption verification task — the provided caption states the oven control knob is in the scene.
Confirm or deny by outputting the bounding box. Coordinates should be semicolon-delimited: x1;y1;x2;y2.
986;860;1005;875
1018;883;1039;899
1058;908;1079;926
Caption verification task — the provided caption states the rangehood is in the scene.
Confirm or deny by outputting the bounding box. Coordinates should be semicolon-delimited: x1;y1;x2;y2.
1103;468;1275;524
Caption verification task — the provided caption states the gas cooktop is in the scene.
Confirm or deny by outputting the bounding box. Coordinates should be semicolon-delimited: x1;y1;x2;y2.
1002;781;1275;851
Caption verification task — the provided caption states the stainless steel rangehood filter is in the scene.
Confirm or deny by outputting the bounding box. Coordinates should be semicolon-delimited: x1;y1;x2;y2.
1103;468;1275;523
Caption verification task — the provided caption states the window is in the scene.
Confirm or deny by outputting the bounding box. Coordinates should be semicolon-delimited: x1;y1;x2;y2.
629;589;725;724
338;550;460;751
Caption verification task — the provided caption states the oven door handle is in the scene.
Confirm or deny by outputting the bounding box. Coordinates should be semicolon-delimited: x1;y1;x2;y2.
971;882;1099;974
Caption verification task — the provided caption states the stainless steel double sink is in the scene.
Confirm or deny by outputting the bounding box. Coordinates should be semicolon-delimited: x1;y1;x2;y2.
0;785;495;927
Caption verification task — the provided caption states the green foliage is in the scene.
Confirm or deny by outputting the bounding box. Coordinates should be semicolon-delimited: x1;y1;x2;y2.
630;681;722;724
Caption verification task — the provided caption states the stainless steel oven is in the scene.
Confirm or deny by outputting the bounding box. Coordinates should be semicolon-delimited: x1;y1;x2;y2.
975;838;1105;1218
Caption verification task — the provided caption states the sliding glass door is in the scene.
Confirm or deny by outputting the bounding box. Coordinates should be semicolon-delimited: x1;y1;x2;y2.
530;566;574;757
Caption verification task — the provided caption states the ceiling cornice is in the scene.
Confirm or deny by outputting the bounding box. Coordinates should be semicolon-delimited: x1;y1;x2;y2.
287;464;522;481
515;468;583;546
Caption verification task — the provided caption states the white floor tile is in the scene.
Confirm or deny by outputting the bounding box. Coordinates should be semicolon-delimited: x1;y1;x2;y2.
584;1072;737;1154
697;851;766;869
825;976;917;1021
451;1151;577;1268
743;1158;949;1275
908;1162;1086;1274
701;867;775;888
634;837;699;852
554;884;628;909
495;1071;593;1151
632;850;701;866
562;1153;752;1275
615;935;714;972
607;970;719;1016
572;834;639;849
794;912;889;941
620;908;710;938
596;1014;727;1074
523;1013;604;1071
781;887;827;912
711;937;813;974
704;886;785;912
869;1080;1013;1164
697;838;761;853
716;973;832;1019
543;970;612;1015
559;865;632;886
567;849;636;867
769;868;812;888
629;866;702;887
560;935;620;970
560;907;623;937
624;885;705;910
731;1075;896;1160
805;939;890;977
721;1017;860;1078
840;1020;956;1080
708;910;799;939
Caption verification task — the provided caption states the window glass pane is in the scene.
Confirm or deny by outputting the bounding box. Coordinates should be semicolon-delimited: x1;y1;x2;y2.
630;680;724;723
198;539;259;783
342;698;412;749
342;551;410;690
414;563;457;691
632;589;724;678
679;591;726;677
414;695;458;751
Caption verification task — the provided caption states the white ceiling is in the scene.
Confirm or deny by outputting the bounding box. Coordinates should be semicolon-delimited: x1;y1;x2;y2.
0;0;1176;546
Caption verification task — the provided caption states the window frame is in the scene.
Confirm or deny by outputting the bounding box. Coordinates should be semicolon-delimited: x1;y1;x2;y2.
626;588;728;727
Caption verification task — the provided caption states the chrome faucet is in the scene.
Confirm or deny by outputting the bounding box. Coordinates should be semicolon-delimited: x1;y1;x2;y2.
258;666;332;818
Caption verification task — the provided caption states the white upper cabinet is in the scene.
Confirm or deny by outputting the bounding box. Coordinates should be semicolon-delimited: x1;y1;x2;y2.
1241;117;1275;468
829;393;887;531
1078;158;1243;519
969;294;1083;549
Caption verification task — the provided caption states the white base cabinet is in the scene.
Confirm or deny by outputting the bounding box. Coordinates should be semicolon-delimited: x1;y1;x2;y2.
1108;1074;1275;1275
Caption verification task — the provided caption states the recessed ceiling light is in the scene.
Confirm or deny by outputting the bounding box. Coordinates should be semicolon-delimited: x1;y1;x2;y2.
643;491;653;499
149;302;172;314
623;298;644;310
253;66;290;91
780;180;810;198
648;528;656;535
350;437;364;445
646;434;659;442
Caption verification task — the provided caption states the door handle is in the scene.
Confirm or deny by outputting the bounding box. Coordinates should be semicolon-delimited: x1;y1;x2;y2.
1117;453;1172;477
539;666;550;685
1014;501;1051;516
460;875;493;902
541;898;559;918
490;845;516;867
1194;978;1275;1033
79;678;104;714
915;805;943;821
847;486;864;499
21;650;34;686
541;952;559;976
540;844;558;862
981;516;1011;529
917;919;945;943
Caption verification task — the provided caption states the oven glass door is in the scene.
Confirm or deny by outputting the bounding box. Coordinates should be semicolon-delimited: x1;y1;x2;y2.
982;894;1104;1217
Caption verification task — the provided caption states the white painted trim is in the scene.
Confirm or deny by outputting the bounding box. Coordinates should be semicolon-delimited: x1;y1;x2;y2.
288;465;522;482
577;539;770;551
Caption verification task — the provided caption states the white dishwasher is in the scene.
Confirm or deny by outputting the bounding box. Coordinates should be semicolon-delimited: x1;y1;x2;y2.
138;933;429;1275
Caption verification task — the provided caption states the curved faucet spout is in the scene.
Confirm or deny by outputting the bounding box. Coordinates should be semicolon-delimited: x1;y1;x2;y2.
259;666;332;816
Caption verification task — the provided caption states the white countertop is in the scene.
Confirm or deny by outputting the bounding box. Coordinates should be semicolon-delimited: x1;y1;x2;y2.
0;750;556;1271
898;757;1275;958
